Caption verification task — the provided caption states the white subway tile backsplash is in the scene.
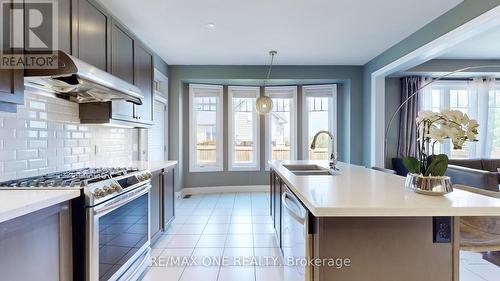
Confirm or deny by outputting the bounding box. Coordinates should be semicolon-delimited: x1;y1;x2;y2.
28;159;47;169
29;100;46;110
0;128;16;138
64;155;78;164
4;139;28;150
29;120;47;129
29;140;47;149
16;169;39;179
3;119;27;129
16;130;38;138
17;149;38;160
72;132;84;139
0;150;15;161
64;139;78;147
0;91;136;182
72;147;85;155
65;124;78;131
4;160;28;172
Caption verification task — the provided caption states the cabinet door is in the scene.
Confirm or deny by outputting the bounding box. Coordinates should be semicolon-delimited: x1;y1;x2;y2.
150;170;162;243
162;167;175;228
75;0;110;71
0;202;72;281
270;170;275;218
58;0;72;54
274;175;282;246
133;42;153;123
0;0;24;112
0;69;23;107
110;21;135;121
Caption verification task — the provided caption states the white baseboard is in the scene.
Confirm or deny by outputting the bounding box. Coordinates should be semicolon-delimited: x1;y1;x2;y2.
176;185;268;198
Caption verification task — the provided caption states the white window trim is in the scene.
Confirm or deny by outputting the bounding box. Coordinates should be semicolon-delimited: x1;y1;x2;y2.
189;84;224;172
227;86;261;171
265;86;298;170
424;81;473;158
301;84;338;160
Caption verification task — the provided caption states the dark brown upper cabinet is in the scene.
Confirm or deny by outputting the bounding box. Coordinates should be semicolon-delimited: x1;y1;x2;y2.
74;0;111;72
110;20;135;121
133;42;154;124
58;0;72;54
0;0;24;112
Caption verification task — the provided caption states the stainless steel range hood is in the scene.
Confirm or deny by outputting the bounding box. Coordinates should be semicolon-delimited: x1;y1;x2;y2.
24;51;143;105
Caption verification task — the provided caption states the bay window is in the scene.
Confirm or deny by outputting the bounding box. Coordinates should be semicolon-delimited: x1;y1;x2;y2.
228;86;260;171
302;85;337;160
421;80;500;159
265;86;297;169
189;84;224;172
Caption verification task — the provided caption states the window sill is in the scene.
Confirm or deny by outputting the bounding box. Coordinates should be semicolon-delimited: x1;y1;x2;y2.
189;167;223;173
228;166;261;172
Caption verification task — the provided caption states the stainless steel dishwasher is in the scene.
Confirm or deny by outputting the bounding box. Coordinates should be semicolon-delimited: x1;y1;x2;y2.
281;185;312;281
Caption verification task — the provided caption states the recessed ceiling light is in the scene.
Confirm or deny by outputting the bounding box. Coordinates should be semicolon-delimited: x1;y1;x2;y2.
206;23;216;29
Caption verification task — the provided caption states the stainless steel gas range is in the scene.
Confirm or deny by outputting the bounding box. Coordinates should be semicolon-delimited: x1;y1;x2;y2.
0;167;153;281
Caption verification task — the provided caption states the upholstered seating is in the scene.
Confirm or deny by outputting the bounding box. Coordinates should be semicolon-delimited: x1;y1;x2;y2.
446;159;500;191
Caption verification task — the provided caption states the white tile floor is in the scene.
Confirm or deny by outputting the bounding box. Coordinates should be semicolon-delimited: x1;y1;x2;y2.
143;192;283;281
143;192;499;281
460;251;500;281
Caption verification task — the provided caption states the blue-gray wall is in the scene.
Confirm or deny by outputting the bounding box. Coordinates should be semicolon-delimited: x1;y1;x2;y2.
362;0;500;166
168;66;363;190
385;77;401;169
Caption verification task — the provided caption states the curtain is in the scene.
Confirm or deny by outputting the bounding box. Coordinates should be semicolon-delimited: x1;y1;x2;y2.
468;77;496;158
397;77;422;158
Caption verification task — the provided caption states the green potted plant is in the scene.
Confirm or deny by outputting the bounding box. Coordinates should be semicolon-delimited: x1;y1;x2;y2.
403;110;479;195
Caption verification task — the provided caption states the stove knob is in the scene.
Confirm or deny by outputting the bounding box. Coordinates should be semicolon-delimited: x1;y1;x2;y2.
102;186;113;194
111;183;122;192
146;172;152;179
94;188;105;198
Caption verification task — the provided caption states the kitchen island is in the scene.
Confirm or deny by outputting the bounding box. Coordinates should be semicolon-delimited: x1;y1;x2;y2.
269;160;500;281
0;190;79;281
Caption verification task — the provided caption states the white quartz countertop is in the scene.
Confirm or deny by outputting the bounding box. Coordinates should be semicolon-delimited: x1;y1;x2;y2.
128;161;178;172
270;161;500;217
0;190;80;223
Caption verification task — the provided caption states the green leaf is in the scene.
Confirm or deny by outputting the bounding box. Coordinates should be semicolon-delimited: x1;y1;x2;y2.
425;154;449;176
402;157;421;174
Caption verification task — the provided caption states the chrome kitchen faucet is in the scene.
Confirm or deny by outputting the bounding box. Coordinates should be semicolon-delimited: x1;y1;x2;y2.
310;130;338;171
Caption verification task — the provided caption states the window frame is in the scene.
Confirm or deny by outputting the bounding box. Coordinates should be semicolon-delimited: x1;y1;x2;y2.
265;86;298;170
228;86;261;171
423;81;473;158
301;84;338;160
189;84;224;172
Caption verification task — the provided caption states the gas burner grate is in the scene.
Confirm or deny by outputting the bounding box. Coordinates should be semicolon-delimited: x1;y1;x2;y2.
0;167;140;188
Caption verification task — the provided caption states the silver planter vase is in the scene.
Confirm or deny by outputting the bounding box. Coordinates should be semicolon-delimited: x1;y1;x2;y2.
405;173;453;196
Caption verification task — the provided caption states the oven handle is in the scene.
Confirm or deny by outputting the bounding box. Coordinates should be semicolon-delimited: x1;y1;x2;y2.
93;184;151;215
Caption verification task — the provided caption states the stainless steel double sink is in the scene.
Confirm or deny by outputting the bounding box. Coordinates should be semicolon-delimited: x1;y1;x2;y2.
282;164;337;176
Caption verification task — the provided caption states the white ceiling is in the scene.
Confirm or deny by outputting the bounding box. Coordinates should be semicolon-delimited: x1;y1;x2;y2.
99;0;462;65
438;26;500;59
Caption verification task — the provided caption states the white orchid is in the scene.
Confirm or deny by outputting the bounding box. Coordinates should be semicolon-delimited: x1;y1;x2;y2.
416;109;479;151
404;110;480;177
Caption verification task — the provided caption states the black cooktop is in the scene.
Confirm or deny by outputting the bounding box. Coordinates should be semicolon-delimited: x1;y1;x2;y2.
0;167;139;188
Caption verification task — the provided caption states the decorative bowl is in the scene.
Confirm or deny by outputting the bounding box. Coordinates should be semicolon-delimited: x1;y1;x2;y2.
405;173;453;196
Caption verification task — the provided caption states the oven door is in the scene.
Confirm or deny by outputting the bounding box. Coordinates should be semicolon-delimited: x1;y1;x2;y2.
87;183;151;281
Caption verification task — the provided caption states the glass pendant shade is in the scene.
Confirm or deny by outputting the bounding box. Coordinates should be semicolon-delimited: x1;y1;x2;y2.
256;96;273;115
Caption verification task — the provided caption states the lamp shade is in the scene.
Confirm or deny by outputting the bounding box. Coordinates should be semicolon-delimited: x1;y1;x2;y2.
256;96;273;115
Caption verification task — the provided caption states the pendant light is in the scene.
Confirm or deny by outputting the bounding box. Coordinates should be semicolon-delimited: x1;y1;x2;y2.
256;50;277;115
